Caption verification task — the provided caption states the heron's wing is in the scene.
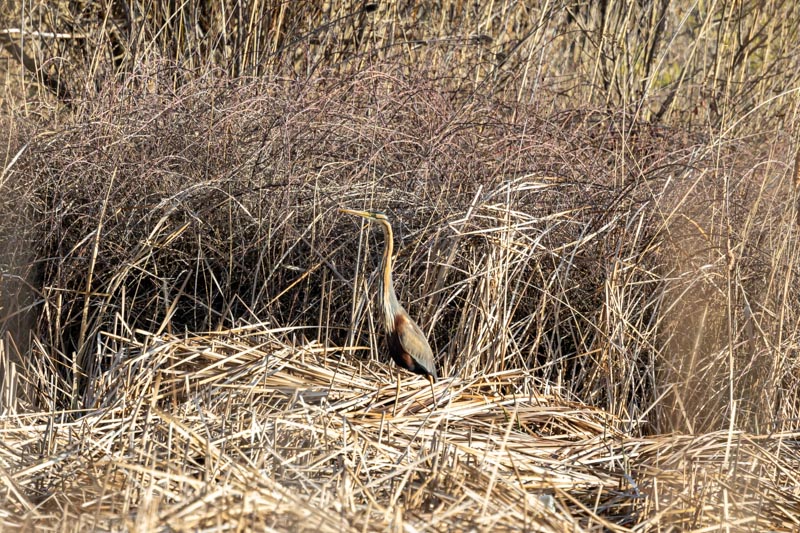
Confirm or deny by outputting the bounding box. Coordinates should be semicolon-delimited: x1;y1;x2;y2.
396;314;437;379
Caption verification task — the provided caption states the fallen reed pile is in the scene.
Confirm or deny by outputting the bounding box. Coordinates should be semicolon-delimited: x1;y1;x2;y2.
1;328;797;531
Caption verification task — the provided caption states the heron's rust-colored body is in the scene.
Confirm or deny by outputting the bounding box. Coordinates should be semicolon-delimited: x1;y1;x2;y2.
388;313;436;379
340;208;437;405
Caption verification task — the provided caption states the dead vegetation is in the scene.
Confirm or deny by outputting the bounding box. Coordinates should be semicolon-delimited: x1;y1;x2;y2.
2;1;800;531
3;328;799;530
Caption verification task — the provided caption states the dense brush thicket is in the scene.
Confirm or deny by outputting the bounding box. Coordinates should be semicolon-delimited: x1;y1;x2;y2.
4;70;797;434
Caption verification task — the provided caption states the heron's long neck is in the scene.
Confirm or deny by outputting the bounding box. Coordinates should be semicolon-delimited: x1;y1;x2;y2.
380;221;401;333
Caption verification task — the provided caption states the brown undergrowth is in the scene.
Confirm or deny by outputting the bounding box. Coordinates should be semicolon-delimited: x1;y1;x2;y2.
1;71;798;530
1;328;798;530
2;1;800;530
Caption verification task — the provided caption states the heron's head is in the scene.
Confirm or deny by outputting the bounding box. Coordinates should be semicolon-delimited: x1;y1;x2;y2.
339;208;389;223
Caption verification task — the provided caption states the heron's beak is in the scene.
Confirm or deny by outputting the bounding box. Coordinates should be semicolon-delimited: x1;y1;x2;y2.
339;208;372;219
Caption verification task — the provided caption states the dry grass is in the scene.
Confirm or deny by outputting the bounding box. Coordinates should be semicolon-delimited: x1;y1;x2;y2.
4;0;800;128
2;328;798;531
2;1;800;531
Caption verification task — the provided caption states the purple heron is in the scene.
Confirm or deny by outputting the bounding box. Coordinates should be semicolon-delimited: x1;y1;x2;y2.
340;209;437;411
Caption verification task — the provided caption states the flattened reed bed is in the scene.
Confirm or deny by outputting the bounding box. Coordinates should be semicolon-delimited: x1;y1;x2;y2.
1;329;797;531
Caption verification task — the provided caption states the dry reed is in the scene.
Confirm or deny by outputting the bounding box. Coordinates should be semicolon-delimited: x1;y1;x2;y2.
2;1;800;530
